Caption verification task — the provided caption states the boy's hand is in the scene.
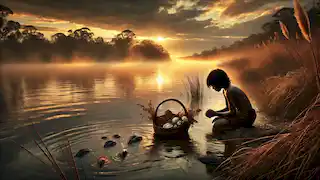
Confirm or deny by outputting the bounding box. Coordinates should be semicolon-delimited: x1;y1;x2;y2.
205;109;217;118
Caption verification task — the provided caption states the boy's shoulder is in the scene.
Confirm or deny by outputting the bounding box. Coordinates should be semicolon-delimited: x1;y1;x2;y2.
226;85;244;94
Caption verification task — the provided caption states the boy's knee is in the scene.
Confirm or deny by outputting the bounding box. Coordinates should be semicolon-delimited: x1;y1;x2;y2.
212;118;229;132
213;118;229;127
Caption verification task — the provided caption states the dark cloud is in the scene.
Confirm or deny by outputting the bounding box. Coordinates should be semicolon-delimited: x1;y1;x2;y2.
21;25;59;32
1;0;313;54
1;0;214;36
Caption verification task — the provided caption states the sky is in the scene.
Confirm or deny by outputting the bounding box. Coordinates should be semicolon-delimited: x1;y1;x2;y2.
2;0;315;57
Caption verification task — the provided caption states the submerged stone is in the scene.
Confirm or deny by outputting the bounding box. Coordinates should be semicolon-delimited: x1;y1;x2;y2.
75;148;91;158
113;134;121;139
101;136;108;140
198;154;224;166
104;140;117;148
128;135;143;145
165;147;173;152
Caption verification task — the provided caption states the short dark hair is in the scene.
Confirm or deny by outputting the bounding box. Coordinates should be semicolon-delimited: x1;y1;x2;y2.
206;69;231;88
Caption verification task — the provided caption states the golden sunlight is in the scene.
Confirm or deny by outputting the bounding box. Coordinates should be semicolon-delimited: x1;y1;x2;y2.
156;74;165;86
156;36;165;42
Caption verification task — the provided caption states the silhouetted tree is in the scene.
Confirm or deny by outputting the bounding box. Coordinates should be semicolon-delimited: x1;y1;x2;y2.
1;20;20;40
111;29;136;59
0;5;171;63
0;4;13;17
130;40;170;61
70;27;94;42
0;4;13;28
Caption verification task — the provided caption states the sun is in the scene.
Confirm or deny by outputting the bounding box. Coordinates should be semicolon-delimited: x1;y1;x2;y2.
156;36;165;42
156;74;164;85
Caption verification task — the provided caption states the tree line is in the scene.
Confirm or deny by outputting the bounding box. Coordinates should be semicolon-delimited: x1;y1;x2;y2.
0;5;171;63
189;2;320;59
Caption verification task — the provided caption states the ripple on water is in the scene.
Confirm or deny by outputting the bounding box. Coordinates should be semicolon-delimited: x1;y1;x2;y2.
16;121;206;180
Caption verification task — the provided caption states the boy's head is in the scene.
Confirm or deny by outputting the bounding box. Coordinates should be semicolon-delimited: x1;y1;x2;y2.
206;69;230;91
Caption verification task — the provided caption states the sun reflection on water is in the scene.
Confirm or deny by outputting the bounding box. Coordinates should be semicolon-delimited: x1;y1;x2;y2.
156;73;165;91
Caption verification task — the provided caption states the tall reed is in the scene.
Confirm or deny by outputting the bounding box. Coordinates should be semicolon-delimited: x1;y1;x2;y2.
183;75;203;110
216;1;320;179
12;124;81;180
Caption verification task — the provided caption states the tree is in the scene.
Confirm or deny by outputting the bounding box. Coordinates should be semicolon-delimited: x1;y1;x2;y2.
21;25;45;41
0;4;14;33
51;33;67;43
94;37;104;44
0;4;13;17
2;20;20;34
0;17;3;29
0;5;171;63
70;27;94;42
130;40;170;61
111;29;137;59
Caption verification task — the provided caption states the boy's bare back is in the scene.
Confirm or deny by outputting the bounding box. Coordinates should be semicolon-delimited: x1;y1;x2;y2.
225;85;254;118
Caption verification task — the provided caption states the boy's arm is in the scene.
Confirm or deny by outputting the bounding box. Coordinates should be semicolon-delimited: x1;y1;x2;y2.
206;91;236;118
216;96;229;112
214;91;236;117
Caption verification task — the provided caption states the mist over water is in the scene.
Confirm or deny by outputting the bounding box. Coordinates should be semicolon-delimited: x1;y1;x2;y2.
0;62;246;180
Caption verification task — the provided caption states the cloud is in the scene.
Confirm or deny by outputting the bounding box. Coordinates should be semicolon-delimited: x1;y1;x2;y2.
32;26;59;32
222;0;289;17
0;0;223;37
1;0;314;55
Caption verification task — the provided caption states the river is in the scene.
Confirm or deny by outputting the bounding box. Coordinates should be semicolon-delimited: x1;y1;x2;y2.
0;62;260;180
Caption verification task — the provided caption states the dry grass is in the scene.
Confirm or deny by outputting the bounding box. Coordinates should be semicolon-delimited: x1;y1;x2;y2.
214;1;320;179
221;0;319;120
223;41;318;119
280;21;290;40
137;100;156;121
260;67;318;119
11;124;80;180
217;98;320;180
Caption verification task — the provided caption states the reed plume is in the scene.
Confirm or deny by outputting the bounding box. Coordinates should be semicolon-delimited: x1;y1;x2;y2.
279;21;290;40
294;0;311;43
183;75;203;109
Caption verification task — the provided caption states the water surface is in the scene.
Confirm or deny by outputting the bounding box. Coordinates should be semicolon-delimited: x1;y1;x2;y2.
0;62;254;180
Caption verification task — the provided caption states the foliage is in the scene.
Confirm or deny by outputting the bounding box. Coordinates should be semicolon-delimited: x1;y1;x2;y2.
0;5;171;63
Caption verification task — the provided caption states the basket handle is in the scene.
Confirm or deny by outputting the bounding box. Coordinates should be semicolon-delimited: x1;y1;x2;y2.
154;98;188;120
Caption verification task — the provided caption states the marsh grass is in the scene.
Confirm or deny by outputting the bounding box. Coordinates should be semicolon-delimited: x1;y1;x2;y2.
222;0;319;120
217;98;320;180
183;75;203;110
12;124;80;180
215;0;320;179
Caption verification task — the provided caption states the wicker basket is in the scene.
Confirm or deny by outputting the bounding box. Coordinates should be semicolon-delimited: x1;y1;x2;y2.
153;98;191;137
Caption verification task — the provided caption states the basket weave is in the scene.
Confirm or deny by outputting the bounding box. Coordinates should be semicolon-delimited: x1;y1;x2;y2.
153;98;191;137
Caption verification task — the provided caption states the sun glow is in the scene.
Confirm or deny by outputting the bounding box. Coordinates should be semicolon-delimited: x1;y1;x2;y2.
156;74;165;86
156;36;165;42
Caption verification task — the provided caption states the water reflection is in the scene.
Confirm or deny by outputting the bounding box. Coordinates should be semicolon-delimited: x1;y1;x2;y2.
147;134;197;158
113;74;136;98
0;63;226;180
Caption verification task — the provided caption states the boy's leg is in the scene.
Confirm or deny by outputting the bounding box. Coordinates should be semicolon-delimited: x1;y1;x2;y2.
212;118;232;133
